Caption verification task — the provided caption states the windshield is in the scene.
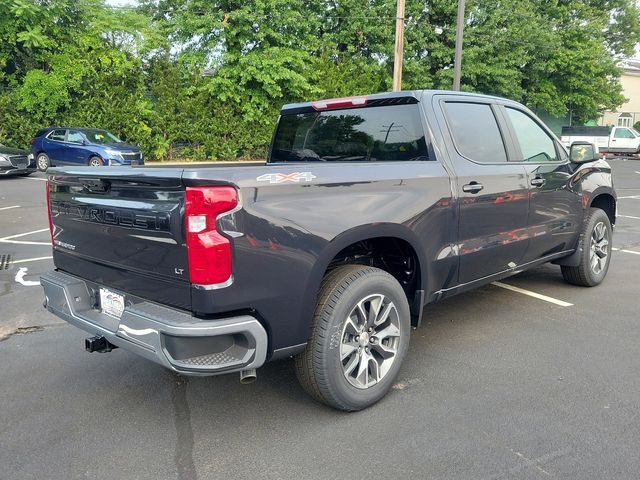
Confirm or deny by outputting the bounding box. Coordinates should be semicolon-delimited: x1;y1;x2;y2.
270;104;429;163
631;128;640;137
83;129;122;144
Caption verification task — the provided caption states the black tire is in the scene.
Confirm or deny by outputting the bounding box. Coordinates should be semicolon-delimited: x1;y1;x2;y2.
36;153;50;172
561;208;612;287
88;156;104;167
295;265;411;411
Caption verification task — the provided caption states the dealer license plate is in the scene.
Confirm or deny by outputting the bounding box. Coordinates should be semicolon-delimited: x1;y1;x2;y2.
99;288;125;319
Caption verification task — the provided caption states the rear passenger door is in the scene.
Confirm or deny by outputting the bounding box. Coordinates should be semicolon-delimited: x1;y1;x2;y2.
44;129;68;165
501;106;581;262
435;97;530;285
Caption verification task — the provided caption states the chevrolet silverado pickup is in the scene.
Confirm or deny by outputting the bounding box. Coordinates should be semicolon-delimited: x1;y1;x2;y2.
41;90;616;411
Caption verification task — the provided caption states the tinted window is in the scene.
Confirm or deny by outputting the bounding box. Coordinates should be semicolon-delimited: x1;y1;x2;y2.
48;129;66;141
614;128;635;139
444;102;507;163
67;130;84;144
506;108;558;162
270;104;428;163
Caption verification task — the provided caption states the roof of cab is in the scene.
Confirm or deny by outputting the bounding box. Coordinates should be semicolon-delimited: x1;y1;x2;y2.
281;89;518;114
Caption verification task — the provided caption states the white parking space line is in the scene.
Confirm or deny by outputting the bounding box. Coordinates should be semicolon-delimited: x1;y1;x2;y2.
612;247;640;256
618;214;640;220
12;256;53;265
14;267;40;287
619;195;640;199
0;228;51;246
0;205;20;211
492;282;573;307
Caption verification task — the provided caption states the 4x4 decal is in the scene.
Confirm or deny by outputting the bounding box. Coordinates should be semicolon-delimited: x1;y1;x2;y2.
256;172;316;184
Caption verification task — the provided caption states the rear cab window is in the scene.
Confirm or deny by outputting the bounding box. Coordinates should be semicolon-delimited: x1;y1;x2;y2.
270;104;429;163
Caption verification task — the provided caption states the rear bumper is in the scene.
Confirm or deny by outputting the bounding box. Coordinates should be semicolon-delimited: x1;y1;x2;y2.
41;270;268;376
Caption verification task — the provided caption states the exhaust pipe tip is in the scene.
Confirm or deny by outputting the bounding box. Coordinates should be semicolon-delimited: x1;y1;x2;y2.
239;369;257;384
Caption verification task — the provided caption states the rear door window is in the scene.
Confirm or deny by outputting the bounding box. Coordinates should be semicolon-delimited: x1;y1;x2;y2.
443;102;507;163
270;104;429;162
48;129;66;142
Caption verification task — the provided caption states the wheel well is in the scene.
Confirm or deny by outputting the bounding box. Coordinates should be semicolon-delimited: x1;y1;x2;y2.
326;236;422;308
591;194;616;226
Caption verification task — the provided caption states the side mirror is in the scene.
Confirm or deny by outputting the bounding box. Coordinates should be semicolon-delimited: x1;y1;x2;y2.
570;141;599;164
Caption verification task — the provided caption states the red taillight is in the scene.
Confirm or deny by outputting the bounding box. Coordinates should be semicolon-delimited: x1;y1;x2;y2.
29;138;35;145
45;180;54;245
185;186;238;286
311;96;368;111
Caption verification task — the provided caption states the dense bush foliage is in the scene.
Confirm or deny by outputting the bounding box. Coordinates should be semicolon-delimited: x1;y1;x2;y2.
1;0;639;160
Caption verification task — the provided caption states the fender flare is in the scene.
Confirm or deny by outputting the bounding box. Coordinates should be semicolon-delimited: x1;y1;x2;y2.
300;223;430;331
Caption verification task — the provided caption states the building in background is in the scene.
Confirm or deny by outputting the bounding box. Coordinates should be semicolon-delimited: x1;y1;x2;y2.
600;59;640;129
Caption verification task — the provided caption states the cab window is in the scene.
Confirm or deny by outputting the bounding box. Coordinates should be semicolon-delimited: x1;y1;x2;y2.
614;128;635;139
506;108;558;162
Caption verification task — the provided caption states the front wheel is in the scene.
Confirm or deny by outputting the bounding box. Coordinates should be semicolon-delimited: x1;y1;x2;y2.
561;208;612;286
295;265;411;411
88;156;104;167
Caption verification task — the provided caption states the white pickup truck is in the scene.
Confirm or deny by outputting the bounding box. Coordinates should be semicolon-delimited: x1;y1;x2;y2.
561;125;640;154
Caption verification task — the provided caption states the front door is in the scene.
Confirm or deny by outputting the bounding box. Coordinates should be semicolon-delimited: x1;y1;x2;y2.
435;98;530;285
66;130;91;165
502;106;582;261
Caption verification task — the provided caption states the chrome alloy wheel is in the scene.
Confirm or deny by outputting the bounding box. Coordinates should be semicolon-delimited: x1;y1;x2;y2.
590;221;609;274
37;154;48;171
89;157;103;167
340;294;401;389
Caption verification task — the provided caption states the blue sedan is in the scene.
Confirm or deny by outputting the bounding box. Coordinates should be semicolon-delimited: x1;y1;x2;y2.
31;127;144;171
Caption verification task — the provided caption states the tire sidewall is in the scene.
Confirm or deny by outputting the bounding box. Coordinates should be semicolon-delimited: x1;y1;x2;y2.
581;209;612;285
89;156;103;167
36;153;49;172
320;270;410;409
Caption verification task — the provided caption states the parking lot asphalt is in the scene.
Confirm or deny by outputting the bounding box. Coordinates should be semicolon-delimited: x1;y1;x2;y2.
1;160;640;480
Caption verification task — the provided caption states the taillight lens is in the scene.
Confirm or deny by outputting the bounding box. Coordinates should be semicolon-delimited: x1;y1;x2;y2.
185;186;238;285
29;138;35;145
46;180;54;245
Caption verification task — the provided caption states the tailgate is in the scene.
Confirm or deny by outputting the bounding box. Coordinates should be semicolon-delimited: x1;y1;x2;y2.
48;168;191;310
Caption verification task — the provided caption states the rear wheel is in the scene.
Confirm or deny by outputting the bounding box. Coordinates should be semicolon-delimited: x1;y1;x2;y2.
88;156;104;167
36;153;50;172
295;265;410;411
561;208;612;286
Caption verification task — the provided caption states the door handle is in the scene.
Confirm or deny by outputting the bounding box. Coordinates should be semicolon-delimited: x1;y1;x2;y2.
530;176;545;187
462;182;483;194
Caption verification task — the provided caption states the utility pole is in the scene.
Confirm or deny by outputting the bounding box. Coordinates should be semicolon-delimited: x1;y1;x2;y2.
452;0;465;91
392;0;405;92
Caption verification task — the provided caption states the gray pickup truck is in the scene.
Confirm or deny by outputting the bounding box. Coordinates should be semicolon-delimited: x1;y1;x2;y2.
41;90;616;410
